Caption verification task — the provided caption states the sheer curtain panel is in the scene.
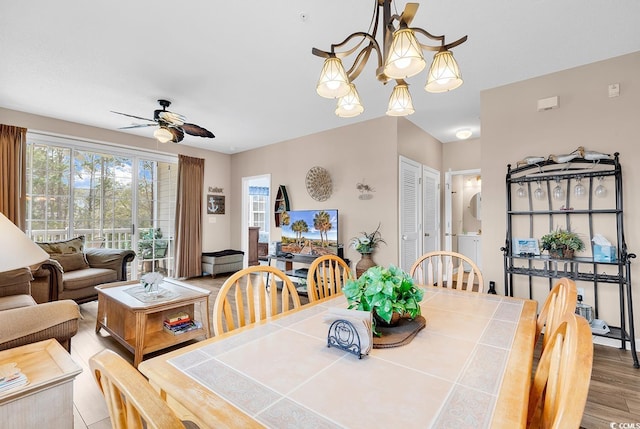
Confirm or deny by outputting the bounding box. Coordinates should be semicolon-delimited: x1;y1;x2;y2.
174;155;204;278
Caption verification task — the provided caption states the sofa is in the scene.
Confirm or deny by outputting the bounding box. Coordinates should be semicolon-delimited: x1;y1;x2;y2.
31;236;136;304
0;267;80;352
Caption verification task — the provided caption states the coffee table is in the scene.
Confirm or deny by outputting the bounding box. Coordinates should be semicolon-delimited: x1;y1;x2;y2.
95;278;211;367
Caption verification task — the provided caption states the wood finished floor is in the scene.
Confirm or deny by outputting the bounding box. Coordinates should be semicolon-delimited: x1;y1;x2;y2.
70;275;640;428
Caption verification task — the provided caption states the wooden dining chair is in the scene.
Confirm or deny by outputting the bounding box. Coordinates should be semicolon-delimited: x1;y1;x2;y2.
212;265;302;335
89;349;186;429
527;313;593;428
535;277;578;350
306;254;354;302
409;250;484;292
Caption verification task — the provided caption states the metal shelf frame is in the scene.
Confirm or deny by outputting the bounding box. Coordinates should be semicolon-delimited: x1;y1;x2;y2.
502;152;639;367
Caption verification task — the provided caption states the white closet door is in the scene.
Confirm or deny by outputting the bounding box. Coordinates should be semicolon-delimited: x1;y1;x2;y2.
422;166;440;255
399;156;421;272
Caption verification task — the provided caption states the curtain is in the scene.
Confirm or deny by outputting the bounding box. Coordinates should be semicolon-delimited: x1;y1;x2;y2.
174;155;204;278
0;124;27;229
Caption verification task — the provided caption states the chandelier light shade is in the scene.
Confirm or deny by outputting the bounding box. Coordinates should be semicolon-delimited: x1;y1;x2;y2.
384;28;426;79
312;0;467;117
316;57;350;99
425;50;463;93
154;127;173;143
335;84;365;118
0;212;49;272
386;83;415;116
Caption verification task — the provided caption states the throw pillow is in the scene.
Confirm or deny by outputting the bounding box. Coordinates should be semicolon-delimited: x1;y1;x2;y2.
37;235;86;255
50;253;89;272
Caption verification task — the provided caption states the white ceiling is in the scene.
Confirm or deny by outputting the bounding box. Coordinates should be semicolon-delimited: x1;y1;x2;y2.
1;1;639;154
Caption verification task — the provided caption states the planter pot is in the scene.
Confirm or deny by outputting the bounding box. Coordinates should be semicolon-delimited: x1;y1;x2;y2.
356;253;376;278
373;309;402;327
549;247;574;259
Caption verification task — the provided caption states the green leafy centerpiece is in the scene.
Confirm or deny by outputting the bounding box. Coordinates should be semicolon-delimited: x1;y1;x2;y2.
540;227;585;259
343;265;424;335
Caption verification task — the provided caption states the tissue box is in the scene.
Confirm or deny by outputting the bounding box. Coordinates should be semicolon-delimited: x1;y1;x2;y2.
594;245;616;262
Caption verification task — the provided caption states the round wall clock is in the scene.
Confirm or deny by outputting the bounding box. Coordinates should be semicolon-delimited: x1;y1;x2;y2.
305;166;333;201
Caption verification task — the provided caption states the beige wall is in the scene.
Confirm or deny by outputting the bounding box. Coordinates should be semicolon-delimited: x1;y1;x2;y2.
0;107;232;252
481;51;640;330
231;116;436;268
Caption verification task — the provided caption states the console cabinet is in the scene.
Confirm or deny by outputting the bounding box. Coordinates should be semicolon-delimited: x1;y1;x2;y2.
502;152;638;367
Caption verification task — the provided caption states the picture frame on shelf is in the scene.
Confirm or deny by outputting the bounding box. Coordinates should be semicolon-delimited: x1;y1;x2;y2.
513;238;540;256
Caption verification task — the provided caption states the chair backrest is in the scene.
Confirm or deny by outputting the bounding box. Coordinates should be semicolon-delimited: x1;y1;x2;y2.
527;313;593;428
306;255;354;302
213;265;302;335
89;349;186;429
535;278;578;349
409;251;484;292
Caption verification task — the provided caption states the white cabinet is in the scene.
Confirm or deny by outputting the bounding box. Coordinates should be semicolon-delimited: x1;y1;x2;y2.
457;235;482;270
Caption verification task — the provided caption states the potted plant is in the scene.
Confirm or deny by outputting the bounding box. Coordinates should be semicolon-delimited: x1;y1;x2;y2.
540;227;585;259
351;223;386;277
343;265;424;335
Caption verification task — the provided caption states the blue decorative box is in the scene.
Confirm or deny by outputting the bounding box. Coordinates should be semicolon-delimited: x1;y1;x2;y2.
594;245;616;262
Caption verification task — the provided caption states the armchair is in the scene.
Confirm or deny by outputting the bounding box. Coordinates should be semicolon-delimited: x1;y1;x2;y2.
31;236;136;304
0;268;80;352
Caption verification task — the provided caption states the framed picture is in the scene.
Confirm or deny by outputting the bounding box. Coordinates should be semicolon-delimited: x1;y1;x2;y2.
207;195;225;214
513;238;540;256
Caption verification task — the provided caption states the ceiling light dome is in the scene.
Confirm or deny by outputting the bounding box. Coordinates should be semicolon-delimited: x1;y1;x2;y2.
154;127;173;143
455;128;472;140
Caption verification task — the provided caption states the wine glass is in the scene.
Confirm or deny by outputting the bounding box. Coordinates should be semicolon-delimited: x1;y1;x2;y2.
574;178;586;198
552;180;565;201
516;183;527;198
595;177;607;198
534;182;546;200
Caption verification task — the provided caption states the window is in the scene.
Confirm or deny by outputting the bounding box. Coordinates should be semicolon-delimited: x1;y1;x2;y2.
25;133;177;277
248;186;269;232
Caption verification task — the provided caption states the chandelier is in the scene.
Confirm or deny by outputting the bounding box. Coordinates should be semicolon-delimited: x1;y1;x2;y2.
313;0;467;117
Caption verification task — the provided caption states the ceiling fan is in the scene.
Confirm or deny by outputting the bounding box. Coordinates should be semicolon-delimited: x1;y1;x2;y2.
112;99;215;143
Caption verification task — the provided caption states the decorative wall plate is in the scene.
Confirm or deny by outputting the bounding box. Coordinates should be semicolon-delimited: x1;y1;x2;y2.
305;166;333;201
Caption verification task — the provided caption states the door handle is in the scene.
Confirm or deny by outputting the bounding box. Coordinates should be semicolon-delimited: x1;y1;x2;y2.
402;235;407;240
424;233;430;237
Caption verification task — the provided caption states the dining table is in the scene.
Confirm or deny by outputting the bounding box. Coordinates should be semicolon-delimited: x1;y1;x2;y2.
138;285;537;428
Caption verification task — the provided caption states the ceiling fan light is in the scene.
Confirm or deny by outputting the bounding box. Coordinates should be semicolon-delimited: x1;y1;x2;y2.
154;127;173;143
386;83;414;116
425;50;463;93
384;28;426;79
316;57;350;99
335;84;364;118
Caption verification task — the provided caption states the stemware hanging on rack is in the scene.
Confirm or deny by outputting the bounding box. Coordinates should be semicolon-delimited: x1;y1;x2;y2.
516;183;527;198
574;177;587;198
533;181;545;200
595;177;608;198
552;179;565;201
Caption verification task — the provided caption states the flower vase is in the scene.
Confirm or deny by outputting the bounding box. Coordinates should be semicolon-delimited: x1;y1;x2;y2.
143;282;159;298
356;253;376;278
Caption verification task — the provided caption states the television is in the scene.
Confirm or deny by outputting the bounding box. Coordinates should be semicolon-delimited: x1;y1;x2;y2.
280;209;339;257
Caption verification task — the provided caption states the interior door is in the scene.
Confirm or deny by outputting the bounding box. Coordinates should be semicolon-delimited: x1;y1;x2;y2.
422;166;440;255
399;156;421;272
444;171;453;252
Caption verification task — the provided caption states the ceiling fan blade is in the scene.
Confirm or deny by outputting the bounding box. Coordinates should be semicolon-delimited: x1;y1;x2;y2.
111;111;156;123
170;127;184;143
182;123;215;138
118;123;158;130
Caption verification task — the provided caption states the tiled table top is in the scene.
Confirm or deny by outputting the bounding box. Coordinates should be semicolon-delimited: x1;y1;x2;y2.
141;287;536;428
